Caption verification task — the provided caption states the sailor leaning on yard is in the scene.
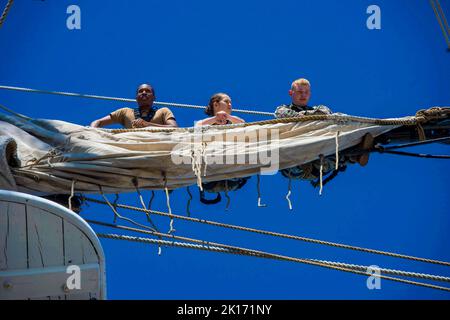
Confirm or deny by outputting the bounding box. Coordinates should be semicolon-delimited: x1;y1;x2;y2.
274;78;373;181
274;78;335;180
274;78;332;118
90;83;178;129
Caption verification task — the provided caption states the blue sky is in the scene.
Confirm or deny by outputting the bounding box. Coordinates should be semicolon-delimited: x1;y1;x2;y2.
0;0;449;299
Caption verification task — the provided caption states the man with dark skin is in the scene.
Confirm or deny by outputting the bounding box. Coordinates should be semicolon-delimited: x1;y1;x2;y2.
90;84;178;128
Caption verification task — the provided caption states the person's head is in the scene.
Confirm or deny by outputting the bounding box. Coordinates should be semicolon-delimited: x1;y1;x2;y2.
205;93;232;116
289;78;311;107
136;83;156;107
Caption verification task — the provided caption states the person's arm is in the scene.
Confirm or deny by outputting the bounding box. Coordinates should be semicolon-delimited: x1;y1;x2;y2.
90;115;115;128
225;114;245;124
195;116;220;126
196;117;212;126
150;108;178;127
274;105;302;118
312;105;332;115
132;118;179;128
195;112;228;126
150;118;178;128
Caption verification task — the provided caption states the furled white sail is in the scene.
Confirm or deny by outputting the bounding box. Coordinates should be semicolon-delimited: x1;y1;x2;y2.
0;111;408;195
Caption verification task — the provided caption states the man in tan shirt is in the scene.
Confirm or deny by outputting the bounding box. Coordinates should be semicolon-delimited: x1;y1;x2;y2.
90;84;178;129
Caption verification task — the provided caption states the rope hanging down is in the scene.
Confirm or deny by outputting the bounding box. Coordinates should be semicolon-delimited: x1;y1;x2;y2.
0;85;273;116
96;232;450;293
83;196;450;267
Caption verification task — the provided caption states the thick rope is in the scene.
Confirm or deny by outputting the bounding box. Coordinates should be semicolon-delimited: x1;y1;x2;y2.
0;85;272;116
105;106;450;134
97;233;450;292
83;196;450;267
105;114;427;134
109;107;450;134
0;0;14;29
309;259;450;283
88;219;450;284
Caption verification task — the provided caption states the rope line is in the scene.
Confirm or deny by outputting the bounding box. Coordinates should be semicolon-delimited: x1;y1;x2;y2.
102;112;428;134
147;190;155;212
224;181;230;211
1;86;448;130
133;178;159;232
83;196;450;267
96;232;450;292
0;85;272;116
68;180;76;211
430;0;450;48
308;259;450;283
377;149;450;159
0;103;31;121
319;154;324;196
163;175;175;234
377;136;450;151
112;193;119;224
335;131;340;170
256;175;266;207
98;188;157;233
87;219;450;284
0;0;13;29
285;177;293;210
435;0;450;34
186;187;192;217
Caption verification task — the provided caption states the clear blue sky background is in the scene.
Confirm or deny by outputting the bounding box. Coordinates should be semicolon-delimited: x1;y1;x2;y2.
0;0;449;299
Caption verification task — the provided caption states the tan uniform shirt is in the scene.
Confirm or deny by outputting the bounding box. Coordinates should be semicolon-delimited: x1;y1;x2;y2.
110;107;175;129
